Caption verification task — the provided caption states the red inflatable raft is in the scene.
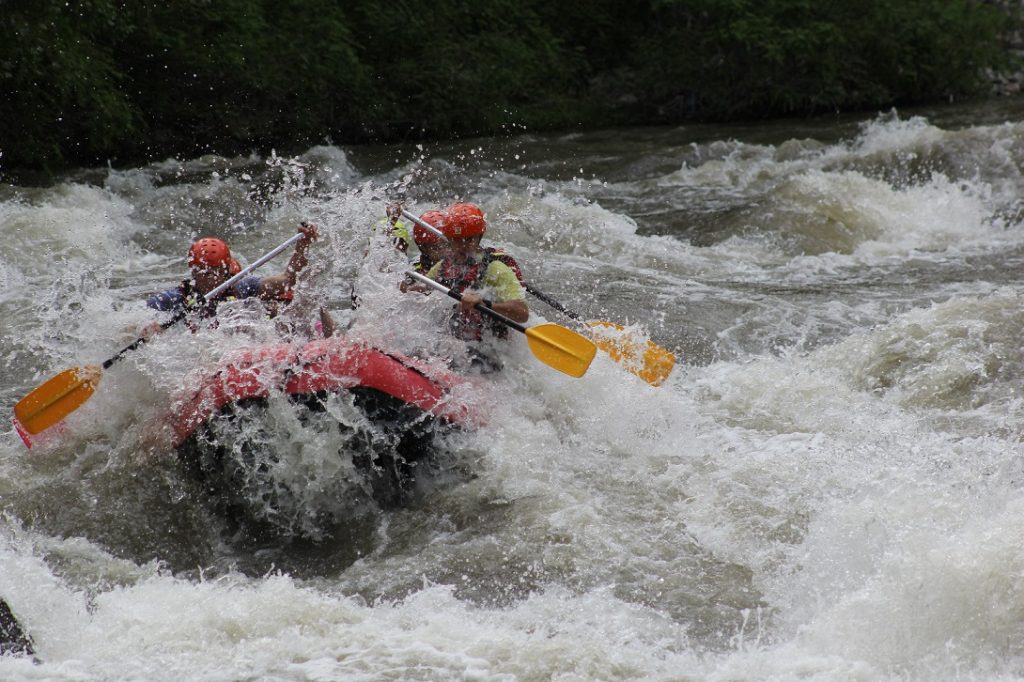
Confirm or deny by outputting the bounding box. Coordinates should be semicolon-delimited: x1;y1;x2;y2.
169;335;481;448
168;335;484;538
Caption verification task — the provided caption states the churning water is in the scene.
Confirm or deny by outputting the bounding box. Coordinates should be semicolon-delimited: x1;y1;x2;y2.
3;103;1024;680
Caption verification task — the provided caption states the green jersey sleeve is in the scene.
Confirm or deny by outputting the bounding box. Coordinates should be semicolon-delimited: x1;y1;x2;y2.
482;261;526;301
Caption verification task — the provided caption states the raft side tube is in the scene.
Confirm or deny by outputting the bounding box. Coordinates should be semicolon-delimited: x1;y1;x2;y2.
169;336;479;447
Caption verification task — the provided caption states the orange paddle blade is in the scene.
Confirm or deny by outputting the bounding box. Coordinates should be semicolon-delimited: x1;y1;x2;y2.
14;365;102;435
585;321;676;386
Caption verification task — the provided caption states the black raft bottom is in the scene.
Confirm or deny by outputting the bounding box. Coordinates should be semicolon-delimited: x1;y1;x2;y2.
175;387;453;541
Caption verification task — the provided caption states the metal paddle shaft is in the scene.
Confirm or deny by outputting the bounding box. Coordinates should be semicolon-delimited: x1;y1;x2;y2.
401;209;447;241
14;233;305;437
405;270;596;378
523;283;583;321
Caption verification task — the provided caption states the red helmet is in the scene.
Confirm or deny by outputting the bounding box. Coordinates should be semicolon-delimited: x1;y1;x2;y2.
444;202;486;238
188;237;233;270
414;210;447;246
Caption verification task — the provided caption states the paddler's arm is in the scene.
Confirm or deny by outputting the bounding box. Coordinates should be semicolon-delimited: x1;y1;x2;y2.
459;290;529;323
460;260;528;322
399;274;432;294
260;222;319;299
385;201;410;252
139;288;184;339
399;259;442;294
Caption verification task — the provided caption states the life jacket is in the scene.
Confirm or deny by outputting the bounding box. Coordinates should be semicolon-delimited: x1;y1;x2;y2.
390;219;410;251
178;278;243;320
435;248;524;292
411;254;437;275
177;277;291;327
483;247;524;284
435;248;525;341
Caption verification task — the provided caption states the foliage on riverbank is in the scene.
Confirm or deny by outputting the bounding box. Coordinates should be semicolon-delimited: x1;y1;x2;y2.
0;0;1013;175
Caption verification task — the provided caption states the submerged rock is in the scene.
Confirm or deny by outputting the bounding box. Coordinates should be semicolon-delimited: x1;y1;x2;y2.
0;598;34;659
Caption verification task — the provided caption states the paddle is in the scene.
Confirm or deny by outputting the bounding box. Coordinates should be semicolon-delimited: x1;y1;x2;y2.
521;283;676;387
401;209;676;386
13;233;304;437
405;270;596;378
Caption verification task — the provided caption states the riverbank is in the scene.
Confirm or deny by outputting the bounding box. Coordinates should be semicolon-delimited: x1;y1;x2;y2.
0;1;1015;180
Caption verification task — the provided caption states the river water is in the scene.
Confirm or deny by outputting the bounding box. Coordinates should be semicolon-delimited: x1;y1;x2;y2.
3;100;1024;679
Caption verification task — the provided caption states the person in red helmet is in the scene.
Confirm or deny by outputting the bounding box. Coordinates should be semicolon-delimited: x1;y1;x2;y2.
146;222;319;323
412;202;529;346
435;203;525;282
411;209;449;274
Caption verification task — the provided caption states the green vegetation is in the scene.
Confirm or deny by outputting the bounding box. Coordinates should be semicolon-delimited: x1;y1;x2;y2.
0;0;1012;175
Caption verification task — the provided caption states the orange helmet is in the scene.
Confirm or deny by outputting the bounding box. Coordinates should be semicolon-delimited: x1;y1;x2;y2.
444;202;485;238
414;210;447;246
188;236;230;268
188;237;234;270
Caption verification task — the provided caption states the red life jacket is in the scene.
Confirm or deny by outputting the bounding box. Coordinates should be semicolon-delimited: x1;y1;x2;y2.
412;255;436;276
484;247;524;283
434;248;524;292
435;248;525;341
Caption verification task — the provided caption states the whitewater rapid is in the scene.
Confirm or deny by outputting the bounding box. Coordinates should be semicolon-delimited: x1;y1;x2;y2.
3;105;1024;680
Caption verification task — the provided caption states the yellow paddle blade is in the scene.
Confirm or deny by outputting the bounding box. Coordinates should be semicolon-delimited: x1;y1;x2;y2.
14;365;102;435
524;323;597;378
586;321;676;386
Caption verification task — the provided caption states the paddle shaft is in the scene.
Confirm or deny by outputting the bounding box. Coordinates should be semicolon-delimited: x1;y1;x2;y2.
401;209;446;241
404;269;596;378
522;283;583;321
103;232;304;369
405;270;526;333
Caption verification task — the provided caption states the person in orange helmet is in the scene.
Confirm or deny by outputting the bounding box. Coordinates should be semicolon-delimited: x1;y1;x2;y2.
146;222;318;323
410;208;450;275
413;202;528;343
